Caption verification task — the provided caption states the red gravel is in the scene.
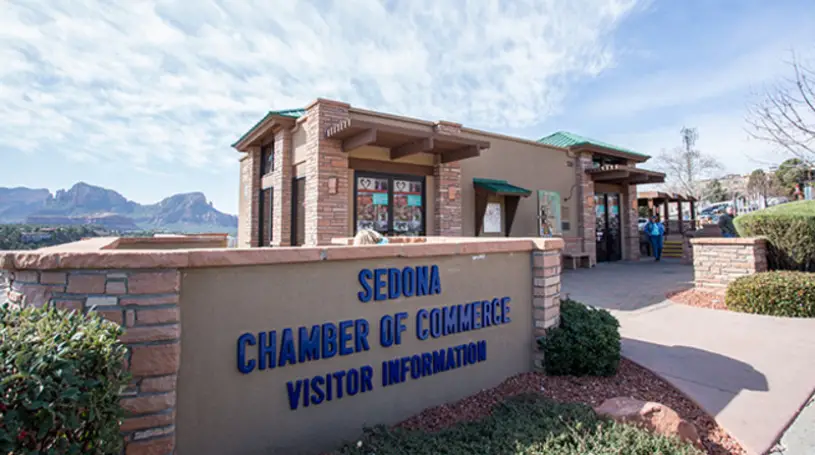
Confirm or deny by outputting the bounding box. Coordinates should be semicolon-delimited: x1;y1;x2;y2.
667;288;728;310
395;358;745;455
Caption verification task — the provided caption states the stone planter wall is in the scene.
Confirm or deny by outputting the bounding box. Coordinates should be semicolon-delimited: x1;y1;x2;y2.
690;237;768;291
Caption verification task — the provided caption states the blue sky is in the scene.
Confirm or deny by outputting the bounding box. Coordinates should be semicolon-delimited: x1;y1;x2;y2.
2;0;813;215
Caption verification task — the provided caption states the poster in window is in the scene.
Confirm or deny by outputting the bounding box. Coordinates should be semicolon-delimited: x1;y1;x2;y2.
393;179;423;235
483;202;502;233
356;176;389;233
537;190;562;237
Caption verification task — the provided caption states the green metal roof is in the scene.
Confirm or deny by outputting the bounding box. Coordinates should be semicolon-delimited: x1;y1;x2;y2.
473;178;532;196
537;131;649;158
232;108;306;148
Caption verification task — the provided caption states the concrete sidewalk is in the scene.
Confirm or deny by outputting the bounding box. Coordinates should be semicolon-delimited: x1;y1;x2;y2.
562;261;815;455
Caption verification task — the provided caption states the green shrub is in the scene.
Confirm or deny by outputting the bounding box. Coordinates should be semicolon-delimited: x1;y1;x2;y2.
538;299;621;376
0;304;130;454
734;200;815;271
334;394;701;455
726;271;815;317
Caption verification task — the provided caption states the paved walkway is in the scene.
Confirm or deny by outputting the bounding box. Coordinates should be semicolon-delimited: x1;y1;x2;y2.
562;260;815;455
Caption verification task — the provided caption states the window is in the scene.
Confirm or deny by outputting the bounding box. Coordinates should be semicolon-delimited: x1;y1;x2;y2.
354;172;425;237
261;143;274;175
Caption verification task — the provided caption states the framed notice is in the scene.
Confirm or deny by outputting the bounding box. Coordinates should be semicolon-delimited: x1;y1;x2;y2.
537;190;562;237
483;202;502;233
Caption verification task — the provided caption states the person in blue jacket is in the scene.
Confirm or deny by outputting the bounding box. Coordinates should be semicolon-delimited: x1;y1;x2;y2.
644;215;665;261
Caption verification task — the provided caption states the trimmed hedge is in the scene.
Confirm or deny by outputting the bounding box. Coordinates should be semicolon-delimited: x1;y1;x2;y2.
335;394;702;455
538;299;621;376
0;304;130;454
734;200;815;271
726;271;815;317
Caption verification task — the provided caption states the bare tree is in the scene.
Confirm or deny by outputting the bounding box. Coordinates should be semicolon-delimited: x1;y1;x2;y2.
746;51;815;164
656;126;723;200
747;169;770;206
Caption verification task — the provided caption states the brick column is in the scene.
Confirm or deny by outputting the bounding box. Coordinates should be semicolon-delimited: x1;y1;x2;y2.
433;159;462;237
7;269;181;455
576;153;597;265
272;129;293;246
531;249;562;371
238;147;261;248
304;99;350;246
623;184;640;261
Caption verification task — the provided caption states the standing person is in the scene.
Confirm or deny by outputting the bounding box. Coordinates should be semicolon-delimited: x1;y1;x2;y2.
644;215;665;261
718;206;738;238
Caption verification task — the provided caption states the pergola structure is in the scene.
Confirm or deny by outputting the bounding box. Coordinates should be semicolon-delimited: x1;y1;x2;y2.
637;191;697;235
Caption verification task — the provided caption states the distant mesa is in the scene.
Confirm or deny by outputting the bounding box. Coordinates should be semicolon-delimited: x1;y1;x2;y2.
0;182;237;234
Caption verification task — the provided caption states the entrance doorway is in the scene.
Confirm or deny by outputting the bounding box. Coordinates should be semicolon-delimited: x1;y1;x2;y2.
353;172;425;237
595;192;622;262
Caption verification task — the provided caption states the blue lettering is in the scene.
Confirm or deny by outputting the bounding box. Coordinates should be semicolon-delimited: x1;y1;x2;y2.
443;305;458;335
478;340;487;361
332;371;347;399
355;319;370;352
381;361;390;387
388;268;401;299
402;267;415;297
429;265;441;295
347;369;360;396
410;355;422;379
432;349;446;372
472;303;482;330
322;323;337;359
400;356;410;383
492;298;502;325
395;312;408;345
501;297;512;323
258;331;275;370
298;325;320;363
278;329;296;367
416;309;429;340
482;300;492;327
358;269;373;302
374;268;387;301
361;365;374;392
237;333;256;374
422;353;433;376
380;314;394;347
339;320;354;356
417;266;429;296
429;308;442;338
310;376;325;405
388;359;401;384
286;380;302;410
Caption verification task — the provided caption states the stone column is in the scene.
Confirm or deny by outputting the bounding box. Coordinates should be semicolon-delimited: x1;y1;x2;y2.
303;99;351;246
576;153;597;265
531;248;562;371
433;159;462;237
271;128;293;246
238;147;261;248
7;268;182;455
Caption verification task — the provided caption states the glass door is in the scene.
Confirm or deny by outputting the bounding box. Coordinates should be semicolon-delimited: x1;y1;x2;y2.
355;172;425;237
595;193;622;262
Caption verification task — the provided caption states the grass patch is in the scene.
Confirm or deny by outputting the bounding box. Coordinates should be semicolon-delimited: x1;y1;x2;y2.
334;394;702;455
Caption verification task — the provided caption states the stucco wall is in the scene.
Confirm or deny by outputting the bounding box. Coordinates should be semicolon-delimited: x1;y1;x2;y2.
176;252;533;454
459;138;577;237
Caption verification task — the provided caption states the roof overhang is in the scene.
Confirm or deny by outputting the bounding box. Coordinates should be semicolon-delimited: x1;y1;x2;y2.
637;191;697;202
473;178;532;197
326;119;490;164
586;164;665;185
571;143;650;163
232;113;297;151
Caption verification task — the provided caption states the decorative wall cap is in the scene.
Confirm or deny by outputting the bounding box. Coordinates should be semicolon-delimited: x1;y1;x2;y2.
0;237;565;271
690;237;768;245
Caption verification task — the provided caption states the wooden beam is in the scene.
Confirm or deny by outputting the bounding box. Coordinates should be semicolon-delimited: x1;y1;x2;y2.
348;157;434;176
343;129;377;152
441;145;480;164
504;196;521;237
474;188;489;237
391;138;434;160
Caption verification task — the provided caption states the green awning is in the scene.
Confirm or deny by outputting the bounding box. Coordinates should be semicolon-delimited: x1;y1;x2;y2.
473;178;531;197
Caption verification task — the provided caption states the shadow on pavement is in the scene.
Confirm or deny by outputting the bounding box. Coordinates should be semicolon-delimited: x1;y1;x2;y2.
623;338;769;417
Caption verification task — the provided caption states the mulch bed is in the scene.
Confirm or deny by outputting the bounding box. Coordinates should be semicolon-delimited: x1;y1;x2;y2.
395;358;745;455
667;288;728;310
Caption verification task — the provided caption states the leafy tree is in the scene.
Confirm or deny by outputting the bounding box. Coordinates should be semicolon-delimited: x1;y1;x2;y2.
703;180;729;203
656;127;722;199
773;158;812;196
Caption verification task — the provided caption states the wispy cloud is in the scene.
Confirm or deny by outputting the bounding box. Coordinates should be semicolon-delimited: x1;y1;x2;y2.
0;0;641;171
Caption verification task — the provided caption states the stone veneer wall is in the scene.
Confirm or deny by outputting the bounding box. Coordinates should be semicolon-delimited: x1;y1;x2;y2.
623;184;640;261
691;237;769;291
576;153;597;265
238;147;261;248
433;160;463;236
531;249;562;370
6;269;181;455
271;128;293;246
